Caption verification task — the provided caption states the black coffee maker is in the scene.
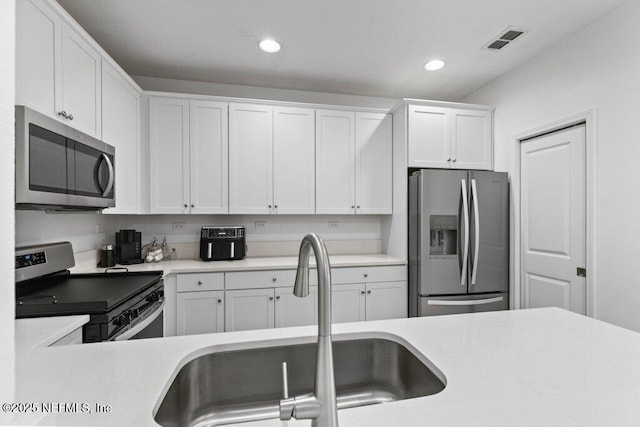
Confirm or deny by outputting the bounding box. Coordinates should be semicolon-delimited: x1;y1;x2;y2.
115;229;144;265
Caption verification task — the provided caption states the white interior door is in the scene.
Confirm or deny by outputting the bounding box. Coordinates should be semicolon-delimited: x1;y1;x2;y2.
520;125;586;314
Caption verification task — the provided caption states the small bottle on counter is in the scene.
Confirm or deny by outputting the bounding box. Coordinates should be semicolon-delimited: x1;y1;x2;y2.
161;237;170;259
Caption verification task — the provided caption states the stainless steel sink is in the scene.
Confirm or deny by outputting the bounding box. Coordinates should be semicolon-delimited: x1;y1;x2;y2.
154;337;445;427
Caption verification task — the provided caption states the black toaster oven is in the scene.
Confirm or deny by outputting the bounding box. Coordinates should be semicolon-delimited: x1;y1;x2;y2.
200;226;246;261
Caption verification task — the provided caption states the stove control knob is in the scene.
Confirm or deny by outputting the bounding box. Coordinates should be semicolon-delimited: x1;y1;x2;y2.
113;314;128;326
129;308;139;319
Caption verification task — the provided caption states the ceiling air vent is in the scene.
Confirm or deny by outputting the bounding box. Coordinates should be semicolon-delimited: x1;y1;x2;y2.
484;26;526;51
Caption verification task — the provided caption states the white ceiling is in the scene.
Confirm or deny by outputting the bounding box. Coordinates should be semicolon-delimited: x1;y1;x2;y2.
57;0;628;101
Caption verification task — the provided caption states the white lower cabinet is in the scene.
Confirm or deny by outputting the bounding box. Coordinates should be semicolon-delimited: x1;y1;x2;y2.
176;291;224;336
172;266;406;335
175;273;225;336
225;288;275;332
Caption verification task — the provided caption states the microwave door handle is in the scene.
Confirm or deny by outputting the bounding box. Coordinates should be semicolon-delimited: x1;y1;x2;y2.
460;179;469;286
470;179;480;285
100;153;115;197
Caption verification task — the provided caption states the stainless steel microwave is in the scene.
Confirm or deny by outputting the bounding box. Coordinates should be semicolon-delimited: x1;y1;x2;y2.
15;106;115;210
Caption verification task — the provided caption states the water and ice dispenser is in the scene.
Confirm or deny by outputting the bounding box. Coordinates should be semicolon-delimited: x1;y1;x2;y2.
429;215;457;257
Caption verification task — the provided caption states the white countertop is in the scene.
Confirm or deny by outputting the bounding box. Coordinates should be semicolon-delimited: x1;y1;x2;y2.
15;315;89;351
5;307;640;426
76;254;406;275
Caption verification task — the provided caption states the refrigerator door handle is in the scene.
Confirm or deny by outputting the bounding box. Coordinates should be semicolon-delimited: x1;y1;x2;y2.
460;179;469;286
427;296;504;306
470;178;480;285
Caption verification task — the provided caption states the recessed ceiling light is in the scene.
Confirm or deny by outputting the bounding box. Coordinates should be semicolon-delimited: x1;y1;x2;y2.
259;39;281;53
424;59;445;71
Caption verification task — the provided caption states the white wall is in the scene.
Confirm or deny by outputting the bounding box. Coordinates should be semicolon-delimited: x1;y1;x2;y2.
462;0;640;331
0;0;15;408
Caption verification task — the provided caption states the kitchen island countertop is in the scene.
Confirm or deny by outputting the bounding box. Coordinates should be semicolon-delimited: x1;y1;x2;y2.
6;307;640;426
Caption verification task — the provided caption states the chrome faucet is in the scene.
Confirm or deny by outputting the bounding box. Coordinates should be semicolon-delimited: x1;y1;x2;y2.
279;233;339;427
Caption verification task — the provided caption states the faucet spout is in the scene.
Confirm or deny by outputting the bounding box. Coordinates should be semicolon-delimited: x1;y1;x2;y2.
280;233;338;427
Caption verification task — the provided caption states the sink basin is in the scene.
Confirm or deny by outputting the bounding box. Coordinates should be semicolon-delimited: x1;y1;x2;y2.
154;336;445;427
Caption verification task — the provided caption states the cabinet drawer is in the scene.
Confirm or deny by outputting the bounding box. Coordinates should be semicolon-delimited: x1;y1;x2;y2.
177;273;224;292
225;269;296;290
331;265;407;284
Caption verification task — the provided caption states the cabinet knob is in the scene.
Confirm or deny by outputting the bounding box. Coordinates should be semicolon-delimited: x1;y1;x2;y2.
57;110;68;118
68;113;74;121
191;204;195;208
269;296;274;301
447;158;451;162
268;204;272;209
351;205;355;209
360;291;365;295
272;277;277;282
274;205;278;209
364;273;368;278
356;205;360;209
276;295;281;300
184;204;188;208
197;281;203;285
367;290;372;294
217;299;222;303
452;158;457;162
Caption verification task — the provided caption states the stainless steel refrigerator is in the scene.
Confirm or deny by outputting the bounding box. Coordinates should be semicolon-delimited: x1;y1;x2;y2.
409;169;509;316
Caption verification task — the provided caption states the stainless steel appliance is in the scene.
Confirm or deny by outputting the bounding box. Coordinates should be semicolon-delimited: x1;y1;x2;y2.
15;105;115;210
115;229;143;265
15;242;164;342
409;169;509;316
200;226;246;261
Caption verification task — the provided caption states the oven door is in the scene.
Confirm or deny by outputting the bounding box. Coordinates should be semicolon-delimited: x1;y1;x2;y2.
111;299;165;341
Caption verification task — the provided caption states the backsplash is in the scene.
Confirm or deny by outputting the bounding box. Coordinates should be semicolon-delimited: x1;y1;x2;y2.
16;211;385;256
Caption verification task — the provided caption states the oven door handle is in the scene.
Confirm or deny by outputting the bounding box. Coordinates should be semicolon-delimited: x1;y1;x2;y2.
111;299;165;342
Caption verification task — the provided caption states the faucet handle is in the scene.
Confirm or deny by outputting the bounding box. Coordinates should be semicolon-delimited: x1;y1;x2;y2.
280;361;295;420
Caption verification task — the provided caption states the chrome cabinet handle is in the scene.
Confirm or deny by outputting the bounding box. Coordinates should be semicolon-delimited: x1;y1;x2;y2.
57;110;68;118
68;113;73;121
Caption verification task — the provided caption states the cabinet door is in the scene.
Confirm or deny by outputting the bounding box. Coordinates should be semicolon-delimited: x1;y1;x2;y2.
59;23;102;137
101;62;140;214
451;109;493;171
316;109;355;214
190;100;229;214
408;105;451;168
331;283;366;324
275;286;318;328
149;97;189;213
355;112;392;214
225;289;275;332
273;107;315;214
15;0;60;117
176;290;224;336
365;281;407;321
229;103;273;214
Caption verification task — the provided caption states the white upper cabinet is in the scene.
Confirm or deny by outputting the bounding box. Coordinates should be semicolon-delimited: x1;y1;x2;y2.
355;112;392;214
408;103;493;170
16;0;60;117
229;104;314;214
451;109;493;170
149;97;228;214
316;110;356;214
316;109;392;214
16;0;102;137
101;62;141;214
273;107;315;214
189;100;229;214
149;97;190;214
59;23;102;137
229;103;273;214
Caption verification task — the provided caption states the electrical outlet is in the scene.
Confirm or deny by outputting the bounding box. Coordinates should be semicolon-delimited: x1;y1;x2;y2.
172;222;185;231
255;221;267;230
95;224;105;234
328;221;339;229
